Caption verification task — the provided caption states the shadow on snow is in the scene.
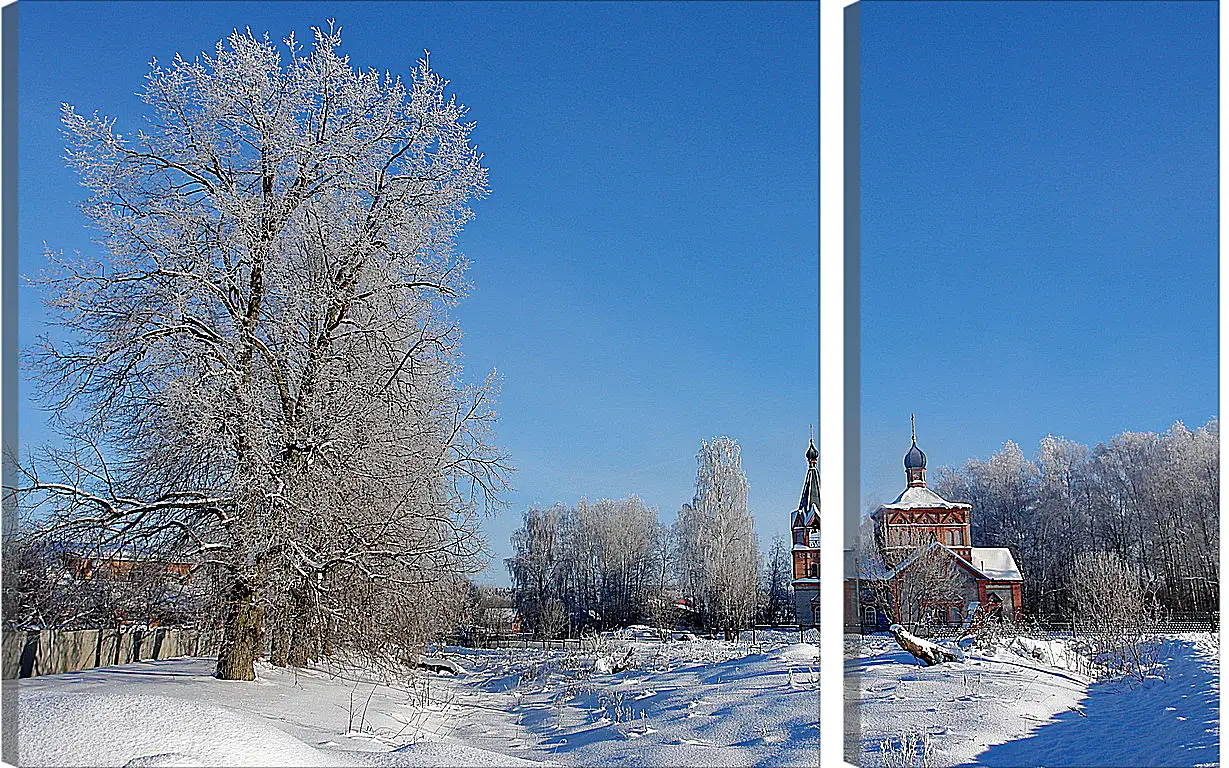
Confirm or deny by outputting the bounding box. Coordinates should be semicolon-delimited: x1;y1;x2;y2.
966;639;1218;768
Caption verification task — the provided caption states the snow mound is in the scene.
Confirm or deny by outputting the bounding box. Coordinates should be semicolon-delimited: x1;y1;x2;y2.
19;691;357;767
1009;636;1080;671
777;642;820;663
417;656;466;675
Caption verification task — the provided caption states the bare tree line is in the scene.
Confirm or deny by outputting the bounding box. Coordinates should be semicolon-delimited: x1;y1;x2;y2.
506;498;670;638
931;418;1218;617
508;437;788;640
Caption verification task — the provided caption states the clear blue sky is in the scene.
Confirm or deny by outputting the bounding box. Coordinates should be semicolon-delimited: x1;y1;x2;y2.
16;2;819;584
860;1;1218;512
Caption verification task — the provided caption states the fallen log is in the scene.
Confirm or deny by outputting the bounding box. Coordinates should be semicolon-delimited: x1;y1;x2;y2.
890;624;962;666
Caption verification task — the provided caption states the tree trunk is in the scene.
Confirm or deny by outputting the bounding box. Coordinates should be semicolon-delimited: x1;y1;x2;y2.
286;584;319;667
321;615;335;657
287;632;310;667
890;623;961;666
215;580;264;680
268;624;289;667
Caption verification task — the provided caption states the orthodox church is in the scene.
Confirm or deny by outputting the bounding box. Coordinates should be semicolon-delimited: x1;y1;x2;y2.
790;438;821;626
848;420;1023;632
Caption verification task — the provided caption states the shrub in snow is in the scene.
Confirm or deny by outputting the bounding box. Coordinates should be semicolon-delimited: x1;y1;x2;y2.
876;732;936;768
597;689;637;723
1069;553;1164;681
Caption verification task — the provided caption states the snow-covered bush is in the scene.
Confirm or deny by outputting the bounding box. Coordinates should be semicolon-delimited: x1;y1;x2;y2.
597;690;639;723
1070;553;1163;681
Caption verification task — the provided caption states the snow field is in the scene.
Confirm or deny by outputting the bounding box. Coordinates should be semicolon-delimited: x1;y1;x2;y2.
444;630;819;766
16;656;535;767
849;633;1219;768
16;629;819;767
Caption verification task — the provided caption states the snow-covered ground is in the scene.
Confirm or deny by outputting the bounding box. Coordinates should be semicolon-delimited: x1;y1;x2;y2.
848;632;1219;768
15;629;818;767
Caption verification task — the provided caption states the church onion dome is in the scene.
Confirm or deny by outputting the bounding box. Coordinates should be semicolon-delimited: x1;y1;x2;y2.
805;439;818;463
904;440;926;470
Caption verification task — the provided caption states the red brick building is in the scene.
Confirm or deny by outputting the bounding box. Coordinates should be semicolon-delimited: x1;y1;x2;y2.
849;422;1022;632
791;438;821;626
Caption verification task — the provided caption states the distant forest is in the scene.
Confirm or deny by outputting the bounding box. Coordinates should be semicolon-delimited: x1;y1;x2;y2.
932;418;1218;617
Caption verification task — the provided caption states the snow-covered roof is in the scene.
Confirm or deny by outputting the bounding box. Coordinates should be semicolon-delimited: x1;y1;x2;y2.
969;547;1022;581
851;541;1022;584
878;485;971;511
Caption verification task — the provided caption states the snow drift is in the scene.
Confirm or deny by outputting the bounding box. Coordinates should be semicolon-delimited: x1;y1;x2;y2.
19;691;356;767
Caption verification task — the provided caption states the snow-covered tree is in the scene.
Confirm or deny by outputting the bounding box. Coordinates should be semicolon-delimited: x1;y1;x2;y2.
507;497;668;636
13;24;508;679
675;436;760;639
758;535;794;626
565;497;666;629
507;505;566;638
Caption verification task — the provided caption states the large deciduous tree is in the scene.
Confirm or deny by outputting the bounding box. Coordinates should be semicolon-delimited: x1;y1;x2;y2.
675;436;759;639
15;24;508;679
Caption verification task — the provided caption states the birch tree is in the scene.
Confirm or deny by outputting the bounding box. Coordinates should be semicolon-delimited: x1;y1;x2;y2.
507;504;567;638
13;24;508;679
675;436;759;639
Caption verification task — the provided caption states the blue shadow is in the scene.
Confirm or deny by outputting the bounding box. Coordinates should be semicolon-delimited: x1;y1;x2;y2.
966;640;1219;768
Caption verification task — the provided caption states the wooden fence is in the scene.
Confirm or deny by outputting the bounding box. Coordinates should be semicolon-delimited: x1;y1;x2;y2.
1;627;223;679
